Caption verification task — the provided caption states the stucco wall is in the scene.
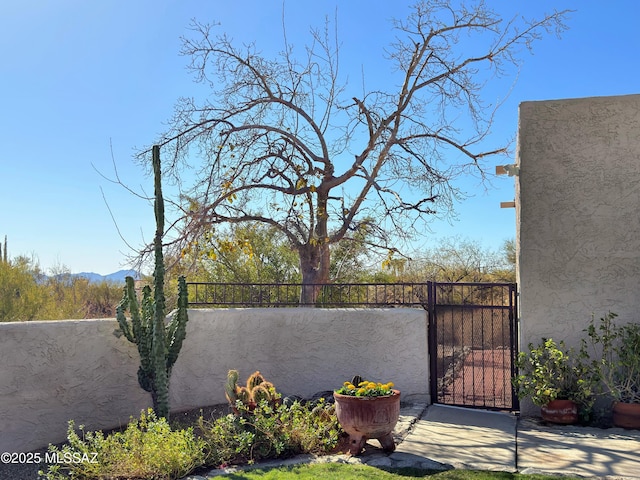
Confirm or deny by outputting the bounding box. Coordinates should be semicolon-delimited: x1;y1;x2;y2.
0;319;151;454
0;308;429;452
516;94;640;410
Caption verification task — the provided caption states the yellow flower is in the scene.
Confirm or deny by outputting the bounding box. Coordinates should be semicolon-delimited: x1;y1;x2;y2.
336;378;395;397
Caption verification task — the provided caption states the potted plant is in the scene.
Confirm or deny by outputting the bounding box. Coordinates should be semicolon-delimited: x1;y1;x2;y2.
333;375;400;455
582;312;640;429
513;338;596;424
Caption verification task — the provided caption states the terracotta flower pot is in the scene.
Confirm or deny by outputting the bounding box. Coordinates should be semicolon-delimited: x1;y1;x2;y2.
540;399;579;424
333;390;400;455
612;401;640;429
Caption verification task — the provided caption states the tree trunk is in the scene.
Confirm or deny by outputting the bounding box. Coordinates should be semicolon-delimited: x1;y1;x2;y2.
299;242;330;305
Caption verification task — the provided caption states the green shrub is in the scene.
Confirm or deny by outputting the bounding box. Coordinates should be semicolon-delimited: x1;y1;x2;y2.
198;398;342;467
39;409;205;480
39;400;341;478
582;312;640;404
513;337;597;420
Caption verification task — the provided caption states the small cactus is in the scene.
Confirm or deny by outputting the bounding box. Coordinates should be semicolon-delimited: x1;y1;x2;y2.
251;384;272;404
236;386;251;404
246;371;265;391
225;370;280;412
225;369;240;404
260;381;276;394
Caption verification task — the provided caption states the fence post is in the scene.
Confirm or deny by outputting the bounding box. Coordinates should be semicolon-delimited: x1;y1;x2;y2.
427;281;438;404
509;283;520;410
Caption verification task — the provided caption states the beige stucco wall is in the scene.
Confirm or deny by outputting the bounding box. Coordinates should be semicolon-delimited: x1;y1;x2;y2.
0;308;429;452
516;94;640;414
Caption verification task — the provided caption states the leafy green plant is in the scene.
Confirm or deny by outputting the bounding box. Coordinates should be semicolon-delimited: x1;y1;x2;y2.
335;376;396;397
0;255;45;321
198;398;341;468
116;145;189;418
582;312;640;404
212;371;340;467
39;409;205;480
513;338;596;417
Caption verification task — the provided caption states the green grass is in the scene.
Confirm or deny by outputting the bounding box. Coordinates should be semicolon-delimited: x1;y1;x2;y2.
213;463;579;479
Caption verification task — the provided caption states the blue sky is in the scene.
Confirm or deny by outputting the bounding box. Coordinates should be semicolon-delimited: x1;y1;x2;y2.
1;1;638;275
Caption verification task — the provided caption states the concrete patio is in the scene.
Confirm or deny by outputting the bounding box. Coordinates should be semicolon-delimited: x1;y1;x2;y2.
196;403;640;479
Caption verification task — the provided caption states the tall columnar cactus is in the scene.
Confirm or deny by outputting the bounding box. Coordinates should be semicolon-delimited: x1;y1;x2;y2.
116;145;189;419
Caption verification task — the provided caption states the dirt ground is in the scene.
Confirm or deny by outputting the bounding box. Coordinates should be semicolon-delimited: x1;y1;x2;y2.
439;347;513;409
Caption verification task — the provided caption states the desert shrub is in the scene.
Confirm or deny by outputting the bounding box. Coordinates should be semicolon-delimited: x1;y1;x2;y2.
39;409;205;480
39;400;341;479
198;398;341;467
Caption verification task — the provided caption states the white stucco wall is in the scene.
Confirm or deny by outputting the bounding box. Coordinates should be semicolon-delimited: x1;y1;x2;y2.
0;308;429;452
516;94;640;363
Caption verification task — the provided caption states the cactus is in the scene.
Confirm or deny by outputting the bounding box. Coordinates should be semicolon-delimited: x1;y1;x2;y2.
260;380;276;393
225;369;240;404
251;384;272;404
225;370;279;411
246;371;266;391
236;386;251;404
116;145;189;419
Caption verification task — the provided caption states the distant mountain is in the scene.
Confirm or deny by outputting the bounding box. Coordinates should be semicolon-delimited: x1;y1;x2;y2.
75;269;141;284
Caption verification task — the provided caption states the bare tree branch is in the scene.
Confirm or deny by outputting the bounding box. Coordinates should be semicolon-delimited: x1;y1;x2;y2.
133;1;569;302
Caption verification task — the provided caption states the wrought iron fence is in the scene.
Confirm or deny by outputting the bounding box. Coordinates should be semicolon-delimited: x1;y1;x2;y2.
186;281;515;309
186;282;433;308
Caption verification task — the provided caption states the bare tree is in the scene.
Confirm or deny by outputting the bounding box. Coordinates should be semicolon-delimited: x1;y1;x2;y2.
409;236;515;283
143;1;568;303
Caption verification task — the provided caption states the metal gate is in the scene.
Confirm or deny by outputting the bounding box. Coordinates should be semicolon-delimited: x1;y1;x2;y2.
427;282;518;411
186;279;519;410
